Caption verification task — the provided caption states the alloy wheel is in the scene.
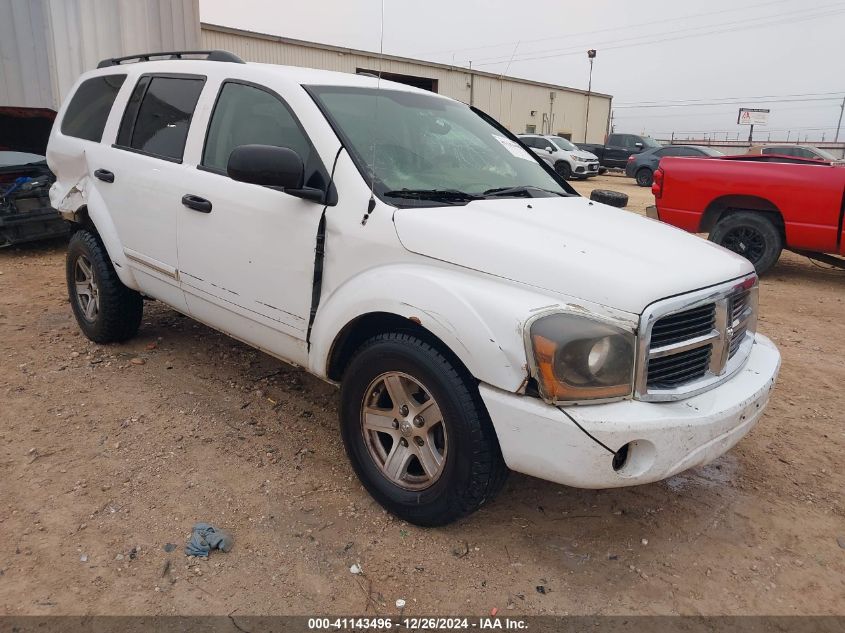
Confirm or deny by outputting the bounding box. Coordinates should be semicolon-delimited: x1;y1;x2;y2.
73;255;100;321
360;371;448;491
721;226;766;264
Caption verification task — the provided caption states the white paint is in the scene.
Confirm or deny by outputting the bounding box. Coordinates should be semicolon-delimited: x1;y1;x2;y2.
48;57;780;492
484;335;779;488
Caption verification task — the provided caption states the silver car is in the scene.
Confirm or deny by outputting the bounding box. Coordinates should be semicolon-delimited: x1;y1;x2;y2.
518;134;600;180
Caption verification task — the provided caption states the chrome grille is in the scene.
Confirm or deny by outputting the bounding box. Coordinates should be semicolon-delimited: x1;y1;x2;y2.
647;345;712;388
636;276;758;401
728;289;751;359
649;303;716;347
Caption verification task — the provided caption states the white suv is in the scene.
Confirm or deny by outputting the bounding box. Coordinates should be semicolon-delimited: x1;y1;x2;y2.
48;51;780;526
518;134;600;179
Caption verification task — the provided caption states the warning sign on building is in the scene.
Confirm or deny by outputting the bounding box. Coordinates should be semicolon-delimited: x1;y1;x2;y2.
737;108;770;125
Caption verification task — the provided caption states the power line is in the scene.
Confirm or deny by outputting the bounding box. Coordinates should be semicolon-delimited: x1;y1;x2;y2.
616;91;845;107
410;0;798;59
470;5;845;67
613;96;844;110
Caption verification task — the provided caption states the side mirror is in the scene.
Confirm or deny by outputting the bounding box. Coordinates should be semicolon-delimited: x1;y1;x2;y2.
228;144;304;189
227;144;327;203
634;142;644;149
546;146;554;153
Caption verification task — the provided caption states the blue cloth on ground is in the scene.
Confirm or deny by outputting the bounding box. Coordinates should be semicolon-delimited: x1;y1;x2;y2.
185;522;233;557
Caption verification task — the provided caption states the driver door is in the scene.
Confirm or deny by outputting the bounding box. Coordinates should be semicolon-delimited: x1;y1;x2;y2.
176;80;330;364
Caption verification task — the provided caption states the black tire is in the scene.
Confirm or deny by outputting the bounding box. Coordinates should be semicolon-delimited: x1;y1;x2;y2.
590;189;629;208
635;168;654;187
554;161;572;180
66;230;143;343
340;332;508;527
709;212;783;275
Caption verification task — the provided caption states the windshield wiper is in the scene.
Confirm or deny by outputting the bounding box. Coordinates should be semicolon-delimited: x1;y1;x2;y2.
482;185;572;198
384;188;483;203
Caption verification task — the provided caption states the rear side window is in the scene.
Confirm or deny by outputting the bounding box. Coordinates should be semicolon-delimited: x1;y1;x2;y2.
61;75;126;142
202;82;312;173
117;75;204;161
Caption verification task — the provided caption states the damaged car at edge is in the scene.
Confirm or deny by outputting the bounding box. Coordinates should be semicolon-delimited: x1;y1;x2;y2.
0;107;69;247
47;52;781;526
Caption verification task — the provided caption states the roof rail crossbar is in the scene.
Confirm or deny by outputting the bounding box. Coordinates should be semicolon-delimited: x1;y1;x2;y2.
97;50;245;69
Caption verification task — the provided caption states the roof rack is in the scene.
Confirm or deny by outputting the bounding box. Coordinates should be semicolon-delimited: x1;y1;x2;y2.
97;50;245;69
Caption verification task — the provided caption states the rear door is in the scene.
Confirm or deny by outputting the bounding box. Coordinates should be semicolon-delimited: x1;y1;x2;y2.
98;73;205;310
526;136;555;166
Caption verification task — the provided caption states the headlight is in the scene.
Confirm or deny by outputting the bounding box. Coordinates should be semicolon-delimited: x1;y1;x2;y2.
527;313;635;403
571;154;587;162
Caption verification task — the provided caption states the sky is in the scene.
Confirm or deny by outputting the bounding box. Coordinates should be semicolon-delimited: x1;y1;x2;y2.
200;0;845;142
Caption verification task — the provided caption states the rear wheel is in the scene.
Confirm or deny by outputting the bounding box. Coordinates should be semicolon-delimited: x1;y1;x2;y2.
709;212;783;275
554;161;572;180
340;332;507;526
66;230;143;343
635;167;654;187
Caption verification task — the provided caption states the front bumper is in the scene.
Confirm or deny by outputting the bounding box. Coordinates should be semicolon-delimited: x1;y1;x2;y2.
574;162;600;176
482;333;780;488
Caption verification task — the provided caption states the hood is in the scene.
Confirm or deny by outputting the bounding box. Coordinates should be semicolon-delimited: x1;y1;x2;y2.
571;149;598;161
393;196;753;315
0;107;57;155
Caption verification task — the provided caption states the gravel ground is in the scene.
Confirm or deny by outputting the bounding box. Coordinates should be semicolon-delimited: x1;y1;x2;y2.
1;175;843;616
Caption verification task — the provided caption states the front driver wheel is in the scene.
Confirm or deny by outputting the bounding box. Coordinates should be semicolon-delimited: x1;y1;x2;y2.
554;161;572;180
709;212;783;275
340;332;507;526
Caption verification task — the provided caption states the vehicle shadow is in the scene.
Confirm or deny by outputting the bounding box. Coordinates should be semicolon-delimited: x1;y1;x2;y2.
0;235;68;259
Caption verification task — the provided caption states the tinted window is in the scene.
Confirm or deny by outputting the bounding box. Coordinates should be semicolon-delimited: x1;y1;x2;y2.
606;134;622;146
118;76;204;160
203;82;312;172
657;147;685;157
61;75;126;142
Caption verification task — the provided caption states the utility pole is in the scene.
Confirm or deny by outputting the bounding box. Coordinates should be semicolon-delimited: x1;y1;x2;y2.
468;60;474;106
836;96;844;143
748;124;754;144
584;49;596;143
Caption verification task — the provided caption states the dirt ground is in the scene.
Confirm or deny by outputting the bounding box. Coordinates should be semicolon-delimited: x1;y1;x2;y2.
1;174;843;616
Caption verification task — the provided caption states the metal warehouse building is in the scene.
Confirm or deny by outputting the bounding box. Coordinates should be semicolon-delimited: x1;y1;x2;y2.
1;0;611;143
200;23;612;143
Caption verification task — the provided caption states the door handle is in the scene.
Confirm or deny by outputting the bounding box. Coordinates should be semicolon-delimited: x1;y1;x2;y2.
181;194;212;213
94;169;114;183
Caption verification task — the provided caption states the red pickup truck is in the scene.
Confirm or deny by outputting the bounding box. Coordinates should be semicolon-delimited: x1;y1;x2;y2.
648;155;845;274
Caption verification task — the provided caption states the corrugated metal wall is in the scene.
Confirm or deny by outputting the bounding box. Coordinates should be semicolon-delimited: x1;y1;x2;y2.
201;24;612;142
1;0;201;110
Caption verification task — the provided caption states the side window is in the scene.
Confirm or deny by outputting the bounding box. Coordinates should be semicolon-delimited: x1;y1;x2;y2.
117;76;204;161
606;134;621;146
61;74;126;142
623;136;641;149
202;82;312;173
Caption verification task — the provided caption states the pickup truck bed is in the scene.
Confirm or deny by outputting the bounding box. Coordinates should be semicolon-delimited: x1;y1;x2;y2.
649;155;845;274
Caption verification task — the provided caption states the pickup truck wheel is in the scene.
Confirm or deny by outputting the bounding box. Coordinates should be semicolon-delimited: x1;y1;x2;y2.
709;212;783;275
554;161;572;180
66;230;143;343
635;168;654;187
340;333;507;526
